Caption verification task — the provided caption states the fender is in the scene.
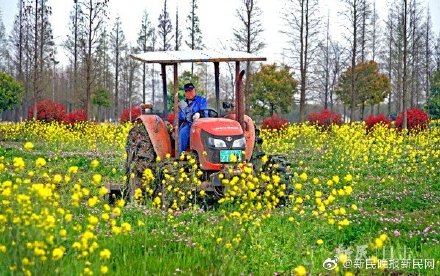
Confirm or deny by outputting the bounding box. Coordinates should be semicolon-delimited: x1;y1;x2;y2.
136;115;172;158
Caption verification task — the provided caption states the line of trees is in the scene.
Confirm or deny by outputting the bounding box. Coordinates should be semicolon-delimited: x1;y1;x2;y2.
0;0;204;121
283;0;440;122
0;0;439;123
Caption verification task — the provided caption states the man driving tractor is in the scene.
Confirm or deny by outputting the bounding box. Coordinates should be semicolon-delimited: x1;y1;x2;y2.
178;82;207;154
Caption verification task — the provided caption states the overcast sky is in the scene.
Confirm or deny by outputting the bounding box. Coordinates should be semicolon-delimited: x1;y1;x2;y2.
1;0;439;66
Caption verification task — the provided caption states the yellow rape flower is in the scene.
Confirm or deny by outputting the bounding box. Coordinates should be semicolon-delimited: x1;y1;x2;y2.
99;249;111;260
52;246;65;260
100;266;109;274
92;174;102;184
112;207;121;217
112;226;121;235
65;213;72;222
116;199;125;208
121;222;132;233
294;265;307;276
153;197;161;206
374;238;383;249
23;142;34;151
52;174;63;184
35;157;46;168
59;229;67;237
67;166;79;174
12;157;25;170
99;186;109;197
88;215;99;225
91;159;100;169
344;174;353;182
88;196;98;207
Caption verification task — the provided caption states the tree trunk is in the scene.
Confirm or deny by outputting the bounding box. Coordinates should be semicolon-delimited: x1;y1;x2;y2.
350;0;358;123
402;0;408;129
32;0;38;119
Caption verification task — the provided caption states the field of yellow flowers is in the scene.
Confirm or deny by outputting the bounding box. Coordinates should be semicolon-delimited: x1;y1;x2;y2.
0;121;439;275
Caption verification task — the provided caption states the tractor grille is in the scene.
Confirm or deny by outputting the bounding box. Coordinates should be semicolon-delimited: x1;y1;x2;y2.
201;130;244;164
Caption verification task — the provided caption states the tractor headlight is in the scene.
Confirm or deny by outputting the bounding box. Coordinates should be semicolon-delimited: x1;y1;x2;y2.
232;137;246;148
208;137;227;148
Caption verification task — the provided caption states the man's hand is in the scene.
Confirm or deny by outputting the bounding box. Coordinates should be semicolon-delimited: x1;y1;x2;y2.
192;112;200;121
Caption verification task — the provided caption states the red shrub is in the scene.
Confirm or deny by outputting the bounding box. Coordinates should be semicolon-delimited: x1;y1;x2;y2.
261;114;289;130
167;113;175;125
395;108;429;130
63;109;87;126
27;99;66;122
364;113;391;131
307;109;342;128
120;106;142;123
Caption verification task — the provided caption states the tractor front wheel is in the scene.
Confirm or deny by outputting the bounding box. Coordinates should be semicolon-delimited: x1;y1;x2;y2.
124;121;156;200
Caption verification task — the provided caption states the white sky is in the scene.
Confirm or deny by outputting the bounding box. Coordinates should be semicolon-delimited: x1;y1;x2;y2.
1;0;440;66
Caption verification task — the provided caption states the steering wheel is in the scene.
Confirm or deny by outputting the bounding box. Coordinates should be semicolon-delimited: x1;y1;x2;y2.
192;109;218;119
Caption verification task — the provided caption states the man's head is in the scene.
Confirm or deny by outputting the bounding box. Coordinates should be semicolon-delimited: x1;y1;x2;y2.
184;82;196;100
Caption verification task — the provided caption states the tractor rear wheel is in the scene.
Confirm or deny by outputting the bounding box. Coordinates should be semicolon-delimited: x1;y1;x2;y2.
125;121;156;200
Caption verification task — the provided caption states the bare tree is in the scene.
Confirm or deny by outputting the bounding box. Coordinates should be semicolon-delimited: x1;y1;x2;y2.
110;16;127;120
402;0;408;129
186;0;203;50
79;0;109;119
391;4;405;115
283;0;320;122
422;7;433;109
96;27;112;89
174;7;182;50
315;12;331;109
315;22;346;112
157;0;173;51
121;45;140;121
186;0;203;74
341;0;364;122
31;0;53;119
435;32;440;72
137;10;154;103
10;1;26;82
9;0;31;120
370;1;379;62
65;0;83;110
370;0;381;114
329;41;346;110
358;0;370;62
233;0;265;115
384;7;395;115
0;9;10;72
408;0;423;107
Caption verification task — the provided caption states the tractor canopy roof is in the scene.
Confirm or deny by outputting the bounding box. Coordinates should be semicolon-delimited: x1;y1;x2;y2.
130;50;266;64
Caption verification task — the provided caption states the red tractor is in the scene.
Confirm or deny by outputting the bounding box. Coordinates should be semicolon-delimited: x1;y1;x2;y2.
121;50;267;201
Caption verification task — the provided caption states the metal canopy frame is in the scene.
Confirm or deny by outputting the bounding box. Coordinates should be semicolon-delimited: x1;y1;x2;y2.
129;50;267;157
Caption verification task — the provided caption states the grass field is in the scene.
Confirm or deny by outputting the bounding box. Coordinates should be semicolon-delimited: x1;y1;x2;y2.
0;121;439;275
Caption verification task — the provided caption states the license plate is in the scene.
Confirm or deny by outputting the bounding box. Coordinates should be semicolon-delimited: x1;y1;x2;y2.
220;150;242;163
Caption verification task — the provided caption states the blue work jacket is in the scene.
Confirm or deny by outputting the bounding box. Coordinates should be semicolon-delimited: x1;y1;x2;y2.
178;95;208;125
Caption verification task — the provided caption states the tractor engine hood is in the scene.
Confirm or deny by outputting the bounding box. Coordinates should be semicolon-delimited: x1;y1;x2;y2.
191;118;243;136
